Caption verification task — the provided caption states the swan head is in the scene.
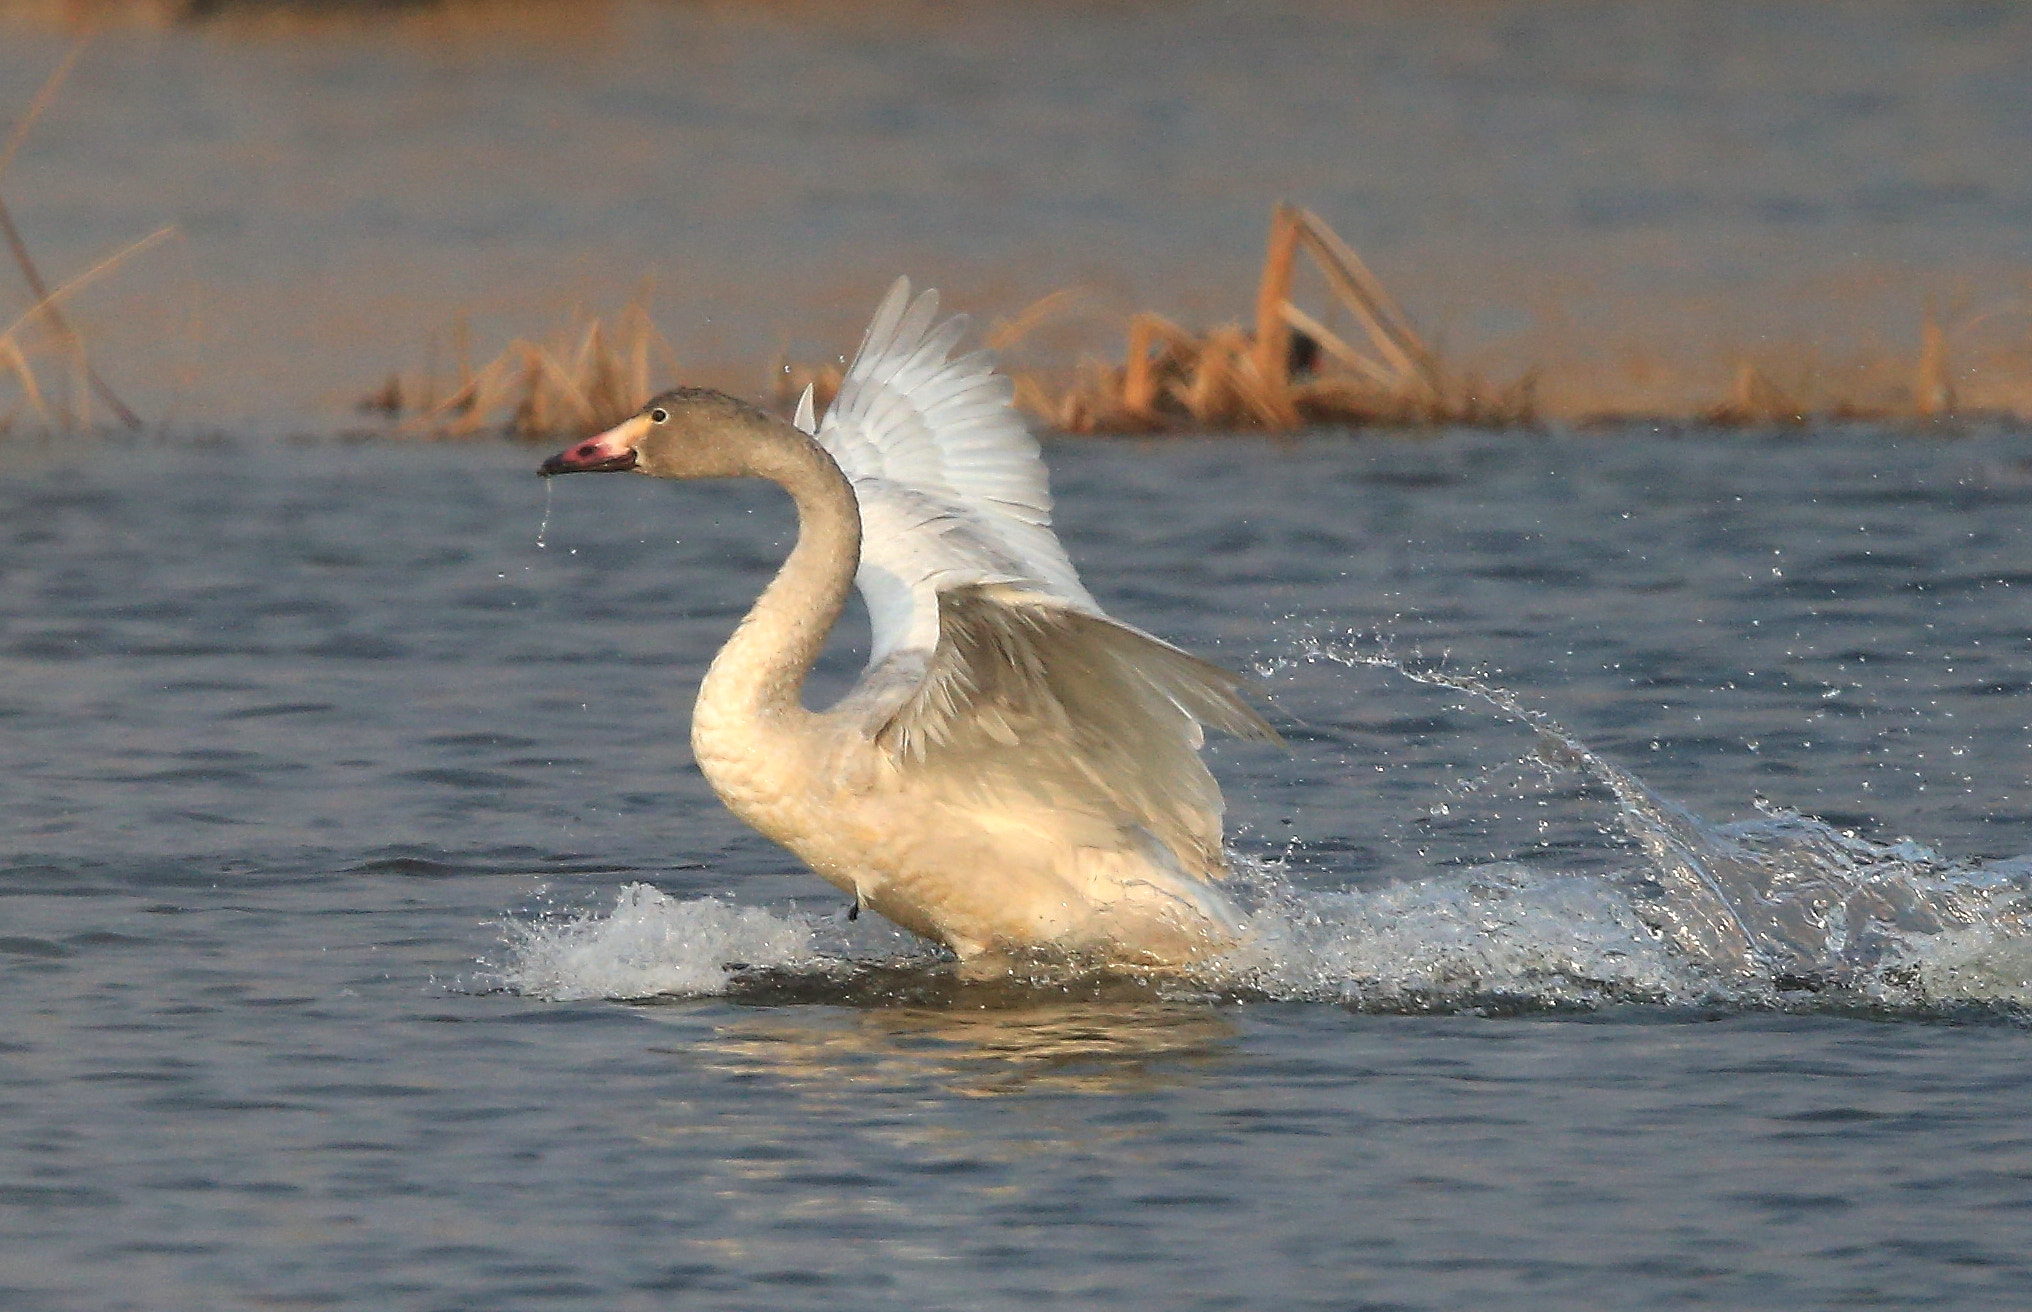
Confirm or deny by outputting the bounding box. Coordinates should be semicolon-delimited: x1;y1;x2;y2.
539;388;791;480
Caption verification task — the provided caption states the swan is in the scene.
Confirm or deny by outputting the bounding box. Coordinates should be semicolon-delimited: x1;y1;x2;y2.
539;278;1278;968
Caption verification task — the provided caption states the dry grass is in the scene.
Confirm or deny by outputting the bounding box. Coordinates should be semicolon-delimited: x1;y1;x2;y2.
361;301;679;439
764;208;2032;436
0;36;158;434
1027;204;1535;434
768;205;1539;435
385;205;2032;439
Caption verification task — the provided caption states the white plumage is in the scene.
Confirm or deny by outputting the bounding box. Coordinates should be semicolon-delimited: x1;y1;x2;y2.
803;278;1099;661
543;278;1278;968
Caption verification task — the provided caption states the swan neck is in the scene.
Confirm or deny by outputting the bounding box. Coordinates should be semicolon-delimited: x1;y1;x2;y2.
697;431;860;728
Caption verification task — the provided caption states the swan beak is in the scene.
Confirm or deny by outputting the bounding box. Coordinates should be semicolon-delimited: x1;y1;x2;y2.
539;416;646;476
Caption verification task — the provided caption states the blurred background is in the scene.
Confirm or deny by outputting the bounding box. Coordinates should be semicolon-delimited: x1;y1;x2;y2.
2;0;2030;430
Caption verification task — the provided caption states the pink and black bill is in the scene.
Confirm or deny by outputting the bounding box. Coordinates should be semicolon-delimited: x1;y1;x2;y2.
538;420;642;476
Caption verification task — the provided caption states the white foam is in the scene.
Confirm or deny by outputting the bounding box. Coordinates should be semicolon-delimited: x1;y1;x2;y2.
1219;864;1715;1008
490;857;2032;1013
1883;920;2032;1010
488;625;2032;1015
497;884;817;1001
1238;635;2032;1013
1211;854;2032;1013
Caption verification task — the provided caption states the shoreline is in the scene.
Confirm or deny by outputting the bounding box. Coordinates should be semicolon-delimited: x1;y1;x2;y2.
355;206;2032;442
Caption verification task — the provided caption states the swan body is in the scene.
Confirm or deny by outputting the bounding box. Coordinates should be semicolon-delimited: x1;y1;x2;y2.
541;279;1277;966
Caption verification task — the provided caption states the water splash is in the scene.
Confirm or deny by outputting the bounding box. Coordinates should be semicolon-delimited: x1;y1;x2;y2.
1257;633;2032;1012
535;476;554;551
1217;858;1713;1009
493;635;2032;1016
494;885;818;1000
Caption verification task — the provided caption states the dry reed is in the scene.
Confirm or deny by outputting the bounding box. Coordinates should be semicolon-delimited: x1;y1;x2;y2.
379;202;2032;440
362;301;679;439
767;205;1535;436
0;35;156;434
1038;204;1535;433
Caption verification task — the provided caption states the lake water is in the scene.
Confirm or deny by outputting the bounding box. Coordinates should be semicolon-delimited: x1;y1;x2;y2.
6;426;2032;1309
7;1;2032;1306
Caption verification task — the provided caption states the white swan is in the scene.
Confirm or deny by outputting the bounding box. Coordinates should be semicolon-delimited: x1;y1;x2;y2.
541;279;1277;968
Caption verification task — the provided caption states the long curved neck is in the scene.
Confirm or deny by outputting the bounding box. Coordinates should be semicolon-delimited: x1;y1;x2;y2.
694;431;861;733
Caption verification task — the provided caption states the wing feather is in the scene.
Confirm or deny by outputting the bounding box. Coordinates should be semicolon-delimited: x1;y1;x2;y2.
854;584;1279;883
816;277;1090;635
816;280;1279;882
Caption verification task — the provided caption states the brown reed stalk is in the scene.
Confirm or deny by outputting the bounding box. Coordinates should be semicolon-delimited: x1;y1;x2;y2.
1032;202;1512;433
0;224;173;431
1916;305;1954;417
1282;203;1444;402
0;33;147;431
1250;203;1304;395
372;207;2030;440
374;300;683;440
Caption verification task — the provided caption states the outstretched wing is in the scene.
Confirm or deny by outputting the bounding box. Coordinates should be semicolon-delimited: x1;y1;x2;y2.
808;277;1097;660
812;279;1278;881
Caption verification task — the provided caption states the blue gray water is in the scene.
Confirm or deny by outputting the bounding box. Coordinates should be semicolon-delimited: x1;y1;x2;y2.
6;428;2032;1309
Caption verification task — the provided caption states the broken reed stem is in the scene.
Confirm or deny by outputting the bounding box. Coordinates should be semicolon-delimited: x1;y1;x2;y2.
1916;305;1953;417
1120;313;1191;424
0;224;177;346
1285;203;1443;399
0;203;148;428
1024;202;1525;434
0;334;49;422
985;288;1082;352
0;34;87;184
1;34;147;430
0;222;172;432
1251;204;1302;392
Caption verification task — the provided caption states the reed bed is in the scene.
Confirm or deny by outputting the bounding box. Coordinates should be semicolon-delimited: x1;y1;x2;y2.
762;216;2032;437
361;302;677;439
373;205;1544;441
762;205;1535;438
404;202;2025;443
1033;204;1535;434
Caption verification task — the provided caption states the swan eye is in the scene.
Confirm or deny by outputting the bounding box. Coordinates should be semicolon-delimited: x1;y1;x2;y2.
649;406;669;424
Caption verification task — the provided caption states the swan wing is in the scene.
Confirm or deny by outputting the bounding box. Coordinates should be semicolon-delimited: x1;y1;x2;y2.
843;583;1280;882
816;277;1098;663
816;280;1278;880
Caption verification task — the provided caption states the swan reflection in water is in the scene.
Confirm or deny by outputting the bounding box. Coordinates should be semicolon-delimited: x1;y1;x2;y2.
643;965;1240;1100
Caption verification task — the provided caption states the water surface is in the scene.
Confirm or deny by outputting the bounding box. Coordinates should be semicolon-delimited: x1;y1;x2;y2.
6;428;2032;1308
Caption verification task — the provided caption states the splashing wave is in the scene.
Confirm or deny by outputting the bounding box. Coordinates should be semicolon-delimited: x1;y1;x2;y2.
496;838;2032;1014
497;887;820;1001
494;638;2032;1016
